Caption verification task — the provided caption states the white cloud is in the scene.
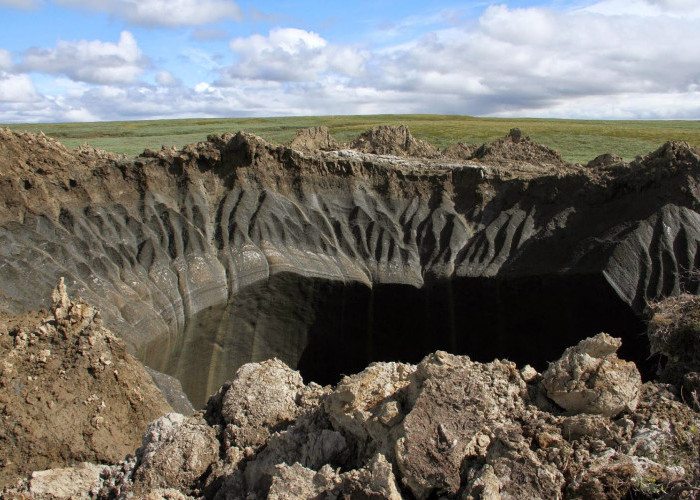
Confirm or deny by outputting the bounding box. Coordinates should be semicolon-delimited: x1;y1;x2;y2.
363;2;700;117
487;91;700;120
56;0;242;27
0;73;39;103
208;3;700;118
19;31;146;85
226;28;366;82
156;70;181;87
61;107;100;122
2;0;700;122
0;50;12;71
583;0;700;17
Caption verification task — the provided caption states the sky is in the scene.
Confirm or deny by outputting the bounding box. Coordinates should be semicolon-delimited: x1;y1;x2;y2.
0;0;699;123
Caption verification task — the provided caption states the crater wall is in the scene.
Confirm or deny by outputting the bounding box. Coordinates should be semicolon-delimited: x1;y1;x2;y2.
1;128;699;405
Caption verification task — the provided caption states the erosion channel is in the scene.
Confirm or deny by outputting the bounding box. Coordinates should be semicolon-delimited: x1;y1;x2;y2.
1;125;699;410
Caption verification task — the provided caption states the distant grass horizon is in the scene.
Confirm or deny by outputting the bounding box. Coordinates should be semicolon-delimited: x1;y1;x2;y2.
3;114;700;164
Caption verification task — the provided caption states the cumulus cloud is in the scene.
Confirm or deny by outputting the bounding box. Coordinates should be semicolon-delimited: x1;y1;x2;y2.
2;0;700;121
0;50;13;71
55;0;242;27
156;70;181;87
208;3;700;118
0;73;39;103
225;28;366;82
584;0;700;16
365;2;700;117
19;31;146;85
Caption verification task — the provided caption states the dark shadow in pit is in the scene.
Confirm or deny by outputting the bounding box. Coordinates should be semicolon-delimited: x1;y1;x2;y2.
142;272;650;408
298;274;651;385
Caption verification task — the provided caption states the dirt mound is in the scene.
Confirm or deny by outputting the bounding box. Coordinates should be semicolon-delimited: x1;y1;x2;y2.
587;153;625;168
470;128;568;167
287;126;340;152
632;140;700;170
6;338;698;499
349;125;439;157
0;279;171;489
441;142;479;160
0;128;123;224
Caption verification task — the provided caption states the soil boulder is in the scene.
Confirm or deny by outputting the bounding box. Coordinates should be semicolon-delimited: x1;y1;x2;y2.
542;333;642;417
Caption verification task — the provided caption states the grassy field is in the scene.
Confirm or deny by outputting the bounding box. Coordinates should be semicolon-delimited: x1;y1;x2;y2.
3;114;700;164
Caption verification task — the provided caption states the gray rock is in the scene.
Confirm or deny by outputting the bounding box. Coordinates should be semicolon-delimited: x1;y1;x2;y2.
146;366;196;415
325;361;415;462
267;454;401;500
27;463;108;499
220;359;307;452
542;333;642;417
134;413;219;494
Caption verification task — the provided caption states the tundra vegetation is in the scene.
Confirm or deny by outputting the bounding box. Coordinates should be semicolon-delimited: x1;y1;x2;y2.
4;114;700;163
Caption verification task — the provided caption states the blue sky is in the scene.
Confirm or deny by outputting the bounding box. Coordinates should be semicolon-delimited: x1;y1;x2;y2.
1;0;699;122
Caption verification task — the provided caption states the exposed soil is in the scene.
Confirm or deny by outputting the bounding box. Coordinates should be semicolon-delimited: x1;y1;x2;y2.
442;141;479;160
348;124;440;157
0;279;171;489
470;127;568;167
287;125;340;152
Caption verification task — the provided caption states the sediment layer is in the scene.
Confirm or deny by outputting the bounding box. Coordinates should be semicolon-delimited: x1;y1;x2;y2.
1;127;699;404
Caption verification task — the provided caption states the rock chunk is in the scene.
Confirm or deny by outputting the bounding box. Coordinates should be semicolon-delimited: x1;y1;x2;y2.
325;361;415;462
26;463;108;499
217;359;307;453
133;413;219;495
542;333;642;417
396;352;533;499
267;454;401;500
648;293;700;387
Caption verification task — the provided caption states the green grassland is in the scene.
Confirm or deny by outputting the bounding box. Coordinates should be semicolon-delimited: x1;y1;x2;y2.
4;114;700;164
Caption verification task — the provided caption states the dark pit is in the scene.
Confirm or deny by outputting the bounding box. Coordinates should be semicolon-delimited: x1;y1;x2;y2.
141;272;649;408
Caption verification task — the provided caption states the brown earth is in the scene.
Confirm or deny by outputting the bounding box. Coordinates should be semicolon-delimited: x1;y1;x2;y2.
3;328;698;499
286;125;340;152
0;279;171;489
348;124;440;157
469;127;568;167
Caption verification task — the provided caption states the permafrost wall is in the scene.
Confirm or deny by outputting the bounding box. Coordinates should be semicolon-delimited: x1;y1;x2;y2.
1;128;699;406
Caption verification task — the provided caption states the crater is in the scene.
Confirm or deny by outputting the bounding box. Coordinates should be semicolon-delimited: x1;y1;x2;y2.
141;272;649;408
1;128;699;410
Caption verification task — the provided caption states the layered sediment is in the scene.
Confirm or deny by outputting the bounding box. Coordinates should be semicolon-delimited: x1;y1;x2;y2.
0;126;699;407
